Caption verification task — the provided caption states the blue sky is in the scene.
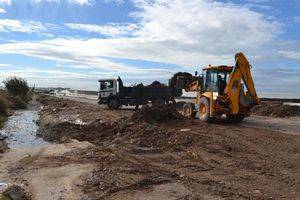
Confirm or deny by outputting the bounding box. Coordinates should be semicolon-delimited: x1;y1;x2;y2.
0;0;299;98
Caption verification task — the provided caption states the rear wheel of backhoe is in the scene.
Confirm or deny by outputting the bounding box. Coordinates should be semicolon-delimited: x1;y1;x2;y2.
108;98;120;110
183;103;196;119
226;114;245;123
199;97;212;123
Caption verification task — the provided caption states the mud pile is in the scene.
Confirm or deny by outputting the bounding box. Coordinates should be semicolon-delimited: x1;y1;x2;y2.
252;101;300;118
169;72;193;97
1;185;32;200
38;119;115;144
36;95;300;200
131;104;184;123
148;81;167;88
169;72;193;88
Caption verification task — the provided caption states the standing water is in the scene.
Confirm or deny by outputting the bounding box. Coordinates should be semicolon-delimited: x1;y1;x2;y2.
0;102;49;148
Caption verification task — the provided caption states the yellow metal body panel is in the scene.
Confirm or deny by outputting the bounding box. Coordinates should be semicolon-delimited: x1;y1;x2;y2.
195;92;214;116
224;52;260;114
202;92;213;115
224;70;242;114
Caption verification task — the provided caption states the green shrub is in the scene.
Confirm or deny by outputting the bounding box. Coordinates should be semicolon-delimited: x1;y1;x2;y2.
11;96;27;110
0;95;8;114
3;77;30;101
0;115;7;128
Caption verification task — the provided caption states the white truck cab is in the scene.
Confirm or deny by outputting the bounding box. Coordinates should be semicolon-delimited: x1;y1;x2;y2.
98;79;118;100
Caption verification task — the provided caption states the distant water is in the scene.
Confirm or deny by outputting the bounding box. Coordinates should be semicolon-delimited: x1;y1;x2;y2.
284;102;300;106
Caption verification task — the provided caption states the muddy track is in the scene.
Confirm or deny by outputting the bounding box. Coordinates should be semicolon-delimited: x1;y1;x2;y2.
36;95;300;200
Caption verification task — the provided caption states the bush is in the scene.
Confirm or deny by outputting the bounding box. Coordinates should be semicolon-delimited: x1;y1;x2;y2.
0;95;8;114
3;77;31;101
0;94;9;128
0;115;7;129
10;96;27;110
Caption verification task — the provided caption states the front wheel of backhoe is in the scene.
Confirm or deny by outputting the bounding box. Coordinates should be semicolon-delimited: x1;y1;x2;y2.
183;103;196;119
199;97;213;123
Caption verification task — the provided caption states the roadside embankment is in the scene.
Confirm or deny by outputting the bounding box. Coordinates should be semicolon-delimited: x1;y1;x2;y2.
36;95;300;199
252;101;300;118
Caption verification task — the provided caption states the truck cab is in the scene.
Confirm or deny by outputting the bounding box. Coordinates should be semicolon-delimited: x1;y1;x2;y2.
98;79;118;104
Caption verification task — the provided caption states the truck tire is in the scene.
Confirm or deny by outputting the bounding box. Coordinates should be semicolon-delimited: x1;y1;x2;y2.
199;97;212;123
183;103;196;119
108;98;120;110
226;114;245;123
152;98;165;106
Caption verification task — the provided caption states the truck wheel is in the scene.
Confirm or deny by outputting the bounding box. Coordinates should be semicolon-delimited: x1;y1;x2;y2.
108;98;120;110
199;97;212;123
183;103;196;119
226;114;245;123
152;98;165;106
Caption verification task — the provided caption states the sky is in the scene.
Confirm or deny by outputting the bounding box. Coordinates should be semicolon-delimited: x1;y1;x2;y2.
0;0;299;98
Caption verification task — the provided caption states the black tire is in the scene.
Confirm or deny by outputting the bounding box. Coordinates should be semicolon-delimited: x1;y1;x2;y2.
183;103;196;119
226;114;245;123
152;98;165;106
108;98;120;110
199;97;212;123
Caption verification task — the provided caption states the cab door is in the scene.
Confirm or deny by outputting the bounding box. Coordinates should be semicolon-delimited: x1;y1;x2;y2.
204;70;218;92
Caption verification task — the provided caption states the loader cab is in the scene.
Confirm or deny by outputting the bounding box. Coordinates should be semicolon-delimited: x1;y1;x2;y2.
98;79;118;99
202;66;233;93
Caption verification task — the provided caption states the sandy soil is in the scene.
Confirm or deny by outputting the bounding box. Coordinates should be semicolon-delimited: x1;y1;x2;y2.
243;116;300;135
33;95;300;200
0;140;94;200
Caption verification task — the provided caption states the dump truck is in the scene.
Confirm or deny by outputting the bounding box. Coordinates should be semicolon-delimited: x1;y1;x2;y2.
98;77;182;109
176;52;260;123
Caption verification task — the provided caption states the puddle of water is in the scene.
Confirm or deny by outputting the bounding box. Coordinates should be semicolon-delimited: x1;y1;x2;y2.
284;102;300;106
1;104;49;148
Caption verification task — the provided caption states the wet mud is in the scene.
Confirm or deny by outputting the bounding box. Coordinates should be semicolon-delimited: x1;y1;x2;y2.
35;95;300;200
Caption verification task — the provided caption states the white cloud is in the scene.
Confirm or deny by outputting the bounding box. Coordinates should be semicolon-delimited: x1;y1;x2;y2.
66;23;138;37
0;0;93;5
104;0;124;4
245;0;271;3
0;8;5;13
0;0;282;66
0;0;11;4
32;0;93;5
0;0;289;91
0;19;48;33
67;0;92;5
294;16;300;23
278;51;300;60
0;64;12;67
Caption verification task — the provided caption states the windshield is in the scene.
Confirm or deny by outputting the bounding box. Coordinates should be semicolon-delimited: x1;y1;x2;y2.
205;70;231;92
100;81;114;90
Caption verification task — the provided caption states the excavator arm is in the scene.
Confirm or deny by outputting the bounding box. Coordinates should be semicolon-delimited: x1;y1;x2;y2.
224;52;260;114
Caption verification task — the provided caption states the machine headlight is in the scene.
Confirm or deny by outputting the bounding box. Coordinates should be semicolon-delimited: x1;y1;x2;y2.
213;92;219;100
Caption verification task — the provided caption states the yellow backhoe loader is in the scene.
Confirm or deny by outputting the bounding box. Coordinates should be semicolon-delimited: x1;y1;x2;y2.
176;52;260;123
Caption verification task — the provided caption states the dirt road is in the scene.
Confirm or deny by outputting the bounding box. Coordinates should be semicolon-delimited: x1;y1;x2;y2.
63;95;300;135
243;116;300;135
32;95;300;200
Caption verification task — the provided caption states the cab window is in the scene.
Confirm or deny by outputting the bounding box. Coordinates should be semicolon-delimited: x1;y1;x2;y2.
100;81;114;90
205;70;218;92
